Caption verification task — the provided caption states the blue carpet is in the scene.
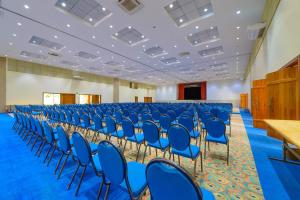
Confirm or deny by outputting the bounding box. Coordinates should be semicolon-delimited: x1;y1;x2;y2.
0;114;130;200
240;109;300;200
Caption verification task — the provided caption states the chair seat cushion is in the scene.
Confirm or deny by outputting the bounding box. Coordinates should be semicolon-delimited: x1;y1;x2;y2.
92;154;102;172
200;188;215;200
90;125;104;132
189;130;200;138
160;128;167;133
134;123;142;128
172;145;200;159
111;130;124;138
148;138;169;150
206;134;228;144
71;140;98;153
127;133;144;144
121;162;147;197
224;120;230;125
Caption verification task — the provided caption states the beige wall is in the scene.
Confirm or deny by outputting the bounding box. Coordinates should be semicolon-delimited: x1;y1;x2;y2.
0;57;6;112
5;58;156;105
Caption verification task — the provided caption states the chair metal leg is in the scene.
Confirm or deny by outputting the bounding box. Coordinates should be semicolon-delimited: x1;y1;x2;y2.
178;155;181;166
204;141;207;159
136;143;141;161
27;134;34;145
67;163;80;190
172;153;175;161
142;145;147;164
36;141;46;156
47;146;57;166
194;159;197;176
123;140;128;153
57;154;70;179
75;165;87;196
97;181;104;200
104;184;111;200
44;145;53;163
200;153;203;172
54;152;64;174
155;149;158;157
31;137;39;151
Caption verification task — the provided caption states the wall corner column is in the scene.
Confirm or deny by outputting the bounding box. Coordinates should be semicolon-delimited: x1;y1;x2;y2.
113;78;120;103
0;57;7;112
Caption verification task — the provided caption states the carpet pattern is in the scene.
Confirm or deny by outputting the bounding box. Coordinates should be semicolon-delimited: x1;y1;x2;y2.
0;113;264;200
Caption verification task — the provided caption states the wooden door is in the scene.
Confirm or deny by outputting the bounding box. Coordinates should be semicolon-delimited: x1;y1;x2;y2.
135;96;138;103
92;95;100;104
60;93;75;104
144;97;152;103
240;93;248;109
251;79;267;129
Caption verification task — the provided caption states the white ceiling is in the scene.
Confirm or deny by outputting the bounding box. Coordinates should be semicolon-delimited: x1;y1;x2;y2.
0;0;265;85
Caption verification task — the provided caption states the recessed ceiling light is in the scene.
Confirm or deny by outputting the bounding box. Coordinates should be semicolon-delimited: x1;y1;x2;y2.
142;45;146;48
206;45;209;48
17;22;22;26
236;10;241;15
141;35;145;38
24;4;30;9
115;33;118;36
128;26;132;29
102;7;106;11
92;35;96;39
9;42;13;46
169;4;173;8
89;18;93;22
68;50;72;53
137;56;140;59
179;18;183;23
54;35;58;39
204;8;208;12
195;26;199;29
236;37;240;40
61;2;66;7
12;33;17;37
236;52;239;55
111;44;114;47
174;45;177;48
129;41;132;44
39;50;43;53
109;25;113;28
66;24;71;28
236;26;240;29
161;57;165;59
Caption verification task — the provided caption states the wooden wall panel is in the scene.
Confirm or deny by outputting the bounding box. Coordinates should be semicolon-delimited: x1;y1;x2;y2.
251;79;267;129
60;94;75;105
92;95;100;104
240;93;248;109
265;55;300;139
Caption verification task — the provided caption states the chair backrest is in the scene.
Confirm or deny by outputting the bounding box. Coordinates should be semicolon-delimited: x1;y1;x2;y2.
142;113;152;122
29;116;36;132
168;124;190;151
73;112;81;125
98;141;127;185
93;114;103;130
146;158;203;200
129;112;139;124
65;111;72;122
82;114;91;127
42;121;55;144
56;125;71;153
72;132;92;165
143;120;160;144
178;115;194;132
34;119;44;137
60;112;66;121
167;110;176;122
206;119;226;138
217;111;229;122
160;114;171;130
122;118;135;138
105;116;117;133
152;110;161;121
115;110;123;123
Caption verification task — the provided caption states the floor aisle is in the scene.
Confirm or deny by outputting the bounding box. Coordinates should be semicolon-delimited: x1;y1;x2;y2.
240;109;300;200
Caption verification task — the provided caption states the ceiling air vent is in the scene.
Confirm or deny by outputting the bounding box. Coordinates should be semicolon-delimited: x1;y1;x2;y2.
20;51;47;60
178;51;191;57
247;22;266;40
75;51;99;61
118;0;143;14
48;52;61;57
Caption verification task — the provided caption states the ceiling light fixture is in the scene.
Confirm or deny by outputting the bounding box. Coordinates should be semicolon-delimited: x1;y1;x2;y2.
61;2;66;7
204;8;208;12
9;42;13;46
92;35;96;39
89;18;93;22
236;37;240;40
128;26;132;29
54;35;58;39
236;26;240;29
169;4;173;8
102;7;106;11
179;18;183;23
174;45;177;48
195;26;199;29
236;10;241;15
66;24;71;27
12;33;17;37
17;22;22;26
24;4;30;9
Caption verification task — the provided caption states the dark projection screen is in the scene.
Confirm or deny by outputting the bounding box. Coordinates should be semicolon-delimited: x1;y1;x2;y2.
184;86;201;100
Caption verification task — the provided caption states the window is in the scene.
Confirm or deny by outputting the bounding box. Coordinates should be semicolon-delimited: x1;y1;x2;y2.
43;93;60;105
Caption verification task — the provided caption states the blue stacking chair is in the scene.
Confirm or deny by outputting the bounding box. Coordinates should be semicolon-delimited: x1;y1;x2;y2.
152;110;161;124
30;119;45;152
129;111;142;131
59;111;67;125
114;110;123;128
146;158;215;200
97;141;147;200
167;110;177;123
41;121;59;166
217;110;231;136
67;132;102;196
103;116;124;143
54;125;73;179
159;114;171;134
142;120;169;163
79;114;92;136
205;119;229;165
168;124;203;175
122;118;144;161
90;114;104;142
178;115;201;146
